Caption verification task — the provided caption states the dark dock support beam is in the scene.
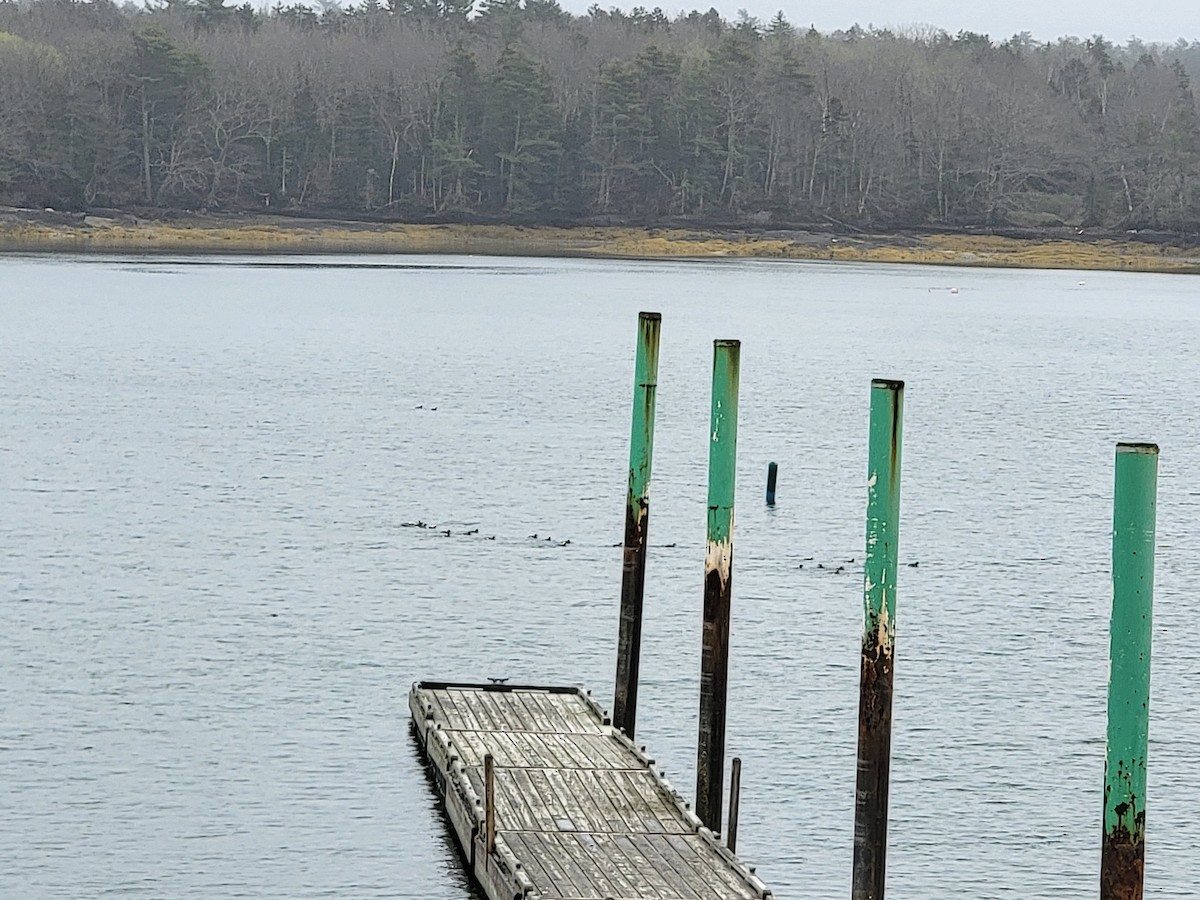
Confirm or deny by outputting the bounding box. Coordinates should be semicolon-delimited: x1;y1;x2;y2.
727;756;742;853
484;752;496;855
852;378;904;900
613;312;661;740
1101;442;1159;900
696;339;740;832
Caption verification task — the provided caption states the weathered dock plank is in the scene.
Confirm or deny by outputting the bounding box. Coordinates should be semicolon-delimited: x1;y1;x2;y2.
410;681;773;900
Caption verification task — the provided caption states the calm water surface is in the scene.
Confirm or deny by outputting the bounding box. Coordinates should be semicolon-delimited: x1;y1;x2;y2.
2;254;1199;898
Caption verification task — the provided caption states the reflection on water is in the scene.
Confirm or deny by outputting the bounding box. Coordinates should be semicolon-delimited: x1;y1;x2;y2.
2;253;1199;898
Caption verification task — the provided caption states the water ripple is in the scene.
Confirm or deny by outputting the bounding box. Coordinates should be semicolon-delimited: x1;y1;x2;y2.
2;254;1198;898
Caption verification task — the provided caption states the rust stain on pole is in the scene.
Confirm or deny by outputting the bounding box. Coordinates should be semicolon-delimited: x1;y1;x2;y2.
1101;827;1145;900
614;312;661;740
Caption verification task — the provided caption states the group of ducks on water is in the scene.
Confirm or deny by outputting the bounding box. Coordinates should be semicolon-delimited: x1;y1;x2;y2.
529;534;573;547
799;556;854;574
402;520;495;539
401;520;576;547
402;519;921;569
796;557;920;574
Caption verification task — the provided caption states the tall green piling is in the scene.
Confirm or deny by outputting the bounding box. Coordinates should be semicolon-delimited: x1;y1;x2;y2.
852;379;904;900
613;312;661;739
1101;442;1159;900
696;339;740;832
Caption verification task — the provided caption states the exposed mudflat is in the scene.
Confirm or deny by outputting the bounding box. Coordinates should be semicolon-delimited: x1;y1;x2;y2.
2;207;1198;274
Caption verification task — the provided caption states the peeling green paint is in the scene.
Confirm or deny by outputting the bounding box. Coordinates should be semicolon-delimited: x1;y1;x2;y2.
706;340;740;546
863;379;903;653
626;313;661;515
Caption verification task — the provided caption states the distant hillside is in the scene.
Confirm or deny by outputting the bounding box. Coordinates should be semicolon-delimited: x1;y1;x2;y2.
1;0;1198;232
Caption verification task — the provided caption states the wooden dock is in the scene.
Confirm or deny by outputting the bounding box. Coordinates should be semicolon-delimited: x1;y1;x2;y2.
409;681;774;900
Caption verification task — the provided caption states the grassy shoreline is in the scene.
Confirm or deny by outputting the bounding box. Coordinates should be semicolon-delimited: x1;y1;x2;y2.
3;213;1199;274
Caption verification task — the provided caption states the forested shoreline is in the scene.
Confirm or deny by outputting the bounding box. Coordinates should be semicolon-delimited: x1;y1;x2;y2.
2;0;1199;233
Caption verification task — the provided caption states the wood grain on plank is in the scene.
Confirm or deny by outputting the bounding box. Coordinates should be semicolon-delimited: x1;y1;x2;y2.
431;689;467;730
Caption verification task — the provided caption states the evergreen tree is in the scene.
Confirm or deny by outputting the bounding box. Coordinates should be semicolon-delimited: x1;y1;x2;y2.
128;24;207;204
484;47;562;211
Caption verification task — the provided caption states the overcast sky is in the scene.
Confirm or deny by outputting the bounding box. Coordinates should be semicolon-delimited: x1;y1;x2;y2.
559;0;1198;44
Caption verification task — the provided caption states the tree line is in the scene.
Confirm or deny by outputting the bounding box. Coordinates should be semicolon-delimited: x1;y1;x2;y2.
2;0;1199;231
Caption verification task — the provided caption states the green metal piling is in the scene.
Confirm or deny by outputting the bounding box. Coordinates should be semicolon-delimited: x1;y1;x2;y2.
1101;442;1159;900
613;312;662;740
852;379;904;900
696;339;740;832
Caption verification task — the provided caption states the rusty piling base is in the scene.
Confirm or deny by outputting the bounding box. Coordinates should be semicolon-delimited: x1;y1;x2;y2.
696;553;732;833
1100;830;1145;900
852;644;894;900
613;505;648;738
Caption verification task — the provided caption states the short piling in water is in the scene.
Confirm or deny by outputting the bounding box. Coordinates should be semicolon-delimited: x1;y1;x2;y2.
1101;442;1159;900
852;379;904;900
613;312;661;740
766;462;778;506
727;756;742;854
696;339;740;833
